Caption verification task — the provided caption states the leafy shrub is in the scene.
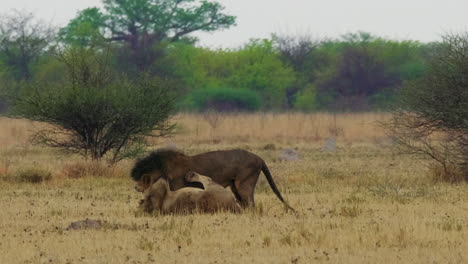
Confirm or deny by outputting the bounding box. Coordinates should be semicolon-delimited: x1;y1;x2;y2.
190;87;261;112
294;86;318;112
11;47;175;163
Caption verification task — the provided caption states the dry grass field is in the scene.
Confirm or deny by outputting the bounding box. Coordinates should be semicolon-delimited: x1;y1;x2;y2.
1;113;467;264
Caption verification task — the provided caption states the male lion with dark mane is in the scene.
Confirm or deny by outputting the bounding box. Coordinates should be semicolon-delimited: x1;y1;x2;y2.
131;149;293;210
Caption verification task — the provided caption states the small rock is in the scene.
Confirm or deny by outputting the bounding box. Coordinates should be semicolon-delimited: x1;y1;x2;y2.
323;137;337;152
279;148;299;161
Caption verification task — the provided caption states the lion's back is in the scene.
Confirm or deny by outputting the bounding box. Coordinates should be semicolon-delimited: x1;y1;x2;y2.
190;149;264;185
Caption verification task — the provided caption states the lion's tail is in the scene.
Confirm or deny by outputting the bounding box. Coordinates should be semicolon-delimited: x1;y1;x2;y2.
261;163;296;212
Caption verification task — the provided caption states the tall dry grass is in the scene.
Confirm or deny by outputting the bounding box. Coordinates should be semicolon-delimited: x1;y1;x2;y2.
0;117;36;147
0;113;390;151
167;112;390;144
1;112;391;147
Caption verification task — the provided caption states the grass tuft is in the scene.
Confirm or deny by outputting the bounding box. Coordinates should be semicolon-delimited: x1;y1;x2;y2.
2;168;52;183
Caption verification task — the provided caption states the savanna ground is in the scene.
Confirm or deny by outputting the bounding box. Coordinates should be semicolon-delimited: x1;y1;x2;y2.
1;113;467;263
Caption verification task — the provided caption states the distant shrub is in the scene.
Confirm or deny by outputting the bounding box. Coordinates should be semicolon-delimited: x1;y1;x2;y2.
191;87;262;112
294;86;318;112
13;168;52;183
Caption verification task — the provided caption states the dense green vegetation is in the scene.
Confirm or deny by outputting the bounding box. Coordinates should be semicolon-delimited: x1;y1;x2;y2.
0;1;439;113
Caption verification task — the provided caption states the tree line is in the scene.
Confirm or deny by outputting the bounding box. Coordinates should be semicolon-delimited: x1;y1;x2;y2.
0;0;436;112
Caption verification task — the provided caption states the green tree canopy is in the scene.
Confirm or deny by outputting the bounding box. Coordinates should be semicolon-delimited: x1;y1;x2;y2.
59;0;236;71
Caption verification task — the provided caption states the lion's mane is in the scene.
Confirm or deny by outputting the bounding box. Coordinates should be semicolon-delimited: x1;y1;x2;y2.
130;149;185;181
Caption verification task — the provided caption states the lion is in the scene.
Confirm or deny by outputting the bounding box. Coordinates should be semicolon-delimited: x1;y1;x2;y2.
131;148;294;210
139;171;241;214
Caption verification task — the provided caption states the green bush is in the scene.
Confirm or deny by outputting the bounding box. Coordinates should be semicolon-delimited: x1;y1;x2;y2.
11;47;175;163
190;87;262;112
293;85;318;112
169;40;295;110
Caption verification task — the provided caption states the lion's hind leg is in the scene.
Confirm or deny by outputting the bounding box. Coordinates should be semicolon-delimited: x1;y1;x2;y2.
230;183;247;207
232;180;256;208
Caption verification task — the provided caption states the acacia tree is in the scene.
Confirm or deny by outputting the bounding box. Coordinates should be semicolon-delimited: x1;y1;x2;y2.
387;33;468;181
59;0;236;71
12;47;176;163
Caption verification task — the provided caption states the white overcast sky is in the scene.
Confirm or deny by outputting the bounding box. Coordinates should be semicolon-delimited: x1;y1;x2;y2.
3;0;468;48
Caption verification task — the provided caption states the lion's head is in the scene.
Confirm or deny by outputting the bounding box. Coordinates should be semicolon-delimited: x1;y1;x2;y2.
131;149;191;192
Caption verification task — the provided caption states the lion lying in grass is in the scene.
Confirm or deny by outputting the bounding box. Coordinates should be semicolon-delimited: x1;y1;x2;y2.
139;172;241;214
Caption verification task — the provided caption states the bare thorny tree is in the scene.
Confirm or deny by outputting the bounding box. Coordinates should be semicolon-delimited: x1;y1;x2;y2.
386;33;468;181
